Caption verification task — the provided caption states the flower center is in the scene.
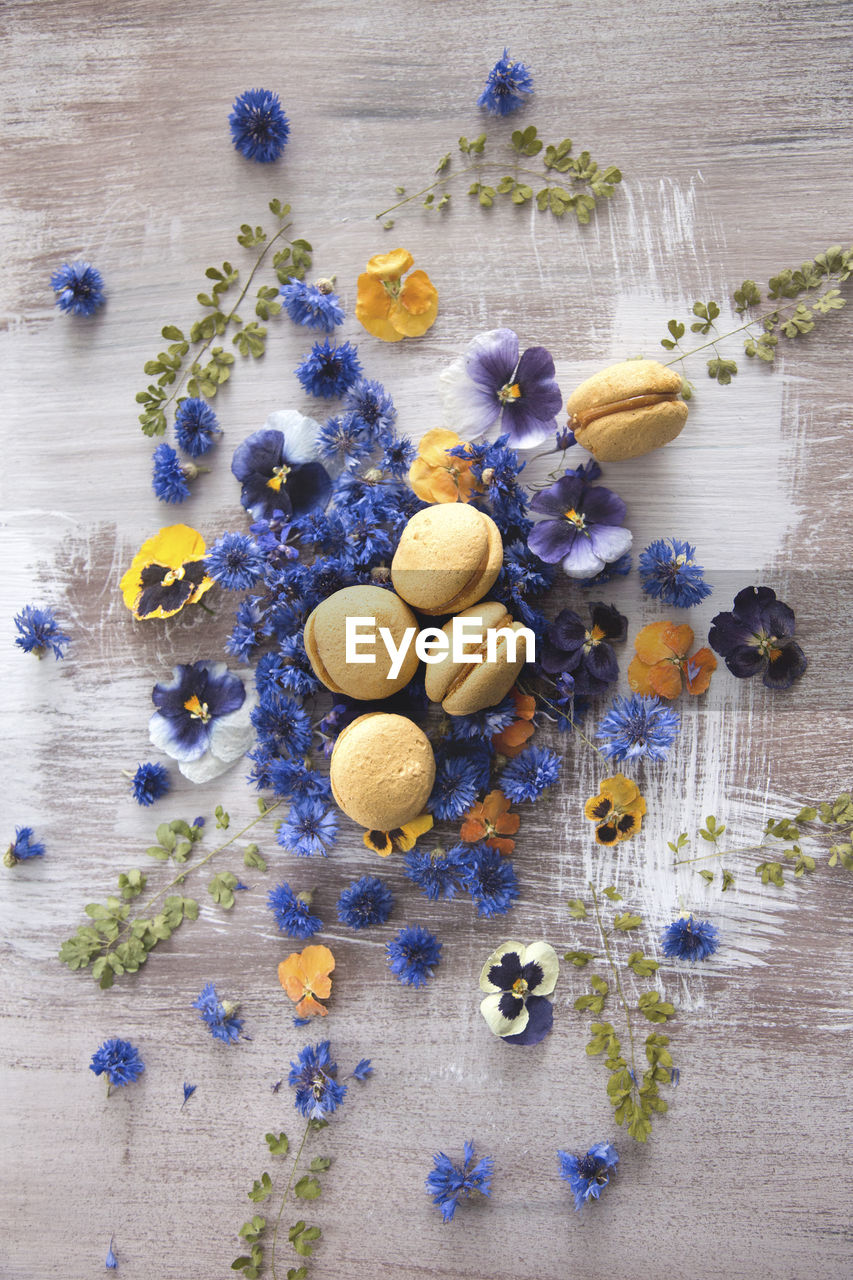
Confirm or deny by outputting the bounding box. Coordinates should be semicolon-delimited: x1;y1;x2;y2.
755;632;782;660
583;624;605;650
511;976;529;996
382;279;403;300
311;1070;329;1098
161;565;186;586
267;463;292;492
183;694;211;722
564;507;587;530
498;381;522;404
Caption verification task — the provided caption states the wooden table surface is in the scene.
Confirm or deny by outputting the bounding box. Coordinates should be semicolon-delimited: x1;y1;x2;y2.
2;2;852;1277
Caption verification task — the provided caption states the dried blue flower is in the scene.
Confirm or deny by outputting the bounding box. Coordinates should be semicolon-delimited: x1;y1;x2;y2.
317;411;374;467
352;1058;373;1080
181;1081;197;1108
130;761;170;807
289;1040;347;1119
13;604;70;659
152;442;191;503
337;875;394;929
440;328;560;449
268;882;323;938
386;924;442;987
660;914;720;962
343;379;397;439
529;464;632;579
596;693;680;763
192;982;243;1044
426;1140;494;1222
540;602;628;696
295;339;363;399
477;49;533;116
709;585;807;689
557;1142;618;1210
460;844;520;917
229;88;290;163
276;799;338;857
280;278;345;331
4;825;46;866
174;397;221;456
105;1237;118;1269
204;531;266;590
380;432;417;477
639;537;712;608
403;845;467;901
232;411;331;522
89;1038;145;1088
499;746;561;803
251;691;312;758
428;753;485;821
50;260;105;315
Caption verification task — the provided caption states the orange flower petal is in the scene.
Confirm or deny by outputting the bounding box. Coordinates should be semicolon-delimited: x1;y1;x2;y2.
584;794;613;822
599;773;640;808
364;248;414;280
300;944;335;984
486;835;516;855
417;427;465;467
398;269;437;317
295;995;327;1018
664;623;695;659
634;621;681;665
627;654;659;696
647;660;684;700
278;955;308;1001
355;272;402;342
460;817;487;842
481;790;511;820
685;647;717;695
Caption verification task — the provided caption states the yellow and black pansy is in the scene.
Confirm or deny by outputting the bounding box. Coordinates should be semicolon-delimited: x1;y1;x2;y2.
363;812;434;857
120;524;214;621
583;774;646;846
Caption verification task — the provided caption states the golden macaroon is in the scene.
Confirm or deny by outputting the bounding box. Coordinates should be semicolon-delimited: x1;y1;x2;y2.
566;359;688;461
329;713;436;831
391;503;502;616
423;601;530;716
304;585;419;699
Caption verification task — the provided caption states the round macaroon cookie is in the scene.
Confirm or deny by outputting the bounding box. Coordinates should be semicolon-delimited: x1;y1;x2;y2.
391;503;503;616
423;601;530;715
329;712;436;831
304;584;419;699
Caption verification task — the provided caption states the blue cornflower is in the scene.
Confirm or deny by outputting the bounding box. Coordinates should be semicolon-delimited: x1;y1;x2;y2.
268;882;323;938
255;647;319;701
445;693;517;743
478;50;533;116
557;1142;619;1210
226;596;265;663
181;1082;197;1108
336;875;394;930
428;754;485;821
289;1040;347;1119
426;1140;494;1222
263;757;332;803
276;799;338;857
352;1058;373;1080
596;694;680;763
295;339;363;399
556;426;576;450
343;379;396;439
579;551;633;588
660;914;720;962
229;88;290;162
174;397;221;456
152;442;191;503
192;982;244;1044
89;1038;145;1088
403;845;467;901
317;412;374;467
50;260;105;315
380;432;417;478
13;604;70;659
251;692;312;757
105;1237;118;1269
386;925;442;988
204;531;266;590
280;279;345;331
499;746;561;803
130;761;170;806
460;844;520;917
639;538;712;607
4;826;46;867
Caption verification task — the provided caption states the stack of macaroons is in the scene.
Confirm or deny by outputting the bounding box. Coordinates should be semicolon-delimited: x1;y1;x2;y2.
305;503;530;831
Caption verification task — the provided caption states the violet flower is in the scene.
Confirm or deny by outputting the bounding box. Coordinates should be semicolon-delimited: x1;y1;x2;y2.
708;586;807;690
527;462;632;579
540;602;627;695
439;328;562;449
231;410;332;521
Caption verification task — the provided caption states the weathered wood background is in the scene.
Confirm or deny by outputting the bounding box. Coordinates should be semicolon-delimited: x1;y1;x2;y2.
2;1;852;1277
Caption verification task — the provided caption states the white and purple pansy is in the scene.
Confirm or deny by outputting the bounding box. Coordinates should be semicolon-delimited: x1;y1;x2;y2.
231;409;332;521
149;660;258;783
479;940;559;1046
439;328;562;450
528;463;632;579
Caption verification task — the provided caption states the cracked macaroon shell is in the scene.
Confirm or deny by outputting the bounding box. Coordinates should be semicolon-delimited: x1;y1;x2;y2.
567;359;688;462
304;584;420;699
423;601;528;716
329;712;436;831
390;503;503;615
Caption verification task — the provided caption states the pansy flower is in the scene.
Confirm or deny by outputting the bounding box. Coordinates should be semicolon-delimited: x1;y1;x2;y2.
363;812;434;858
408;428;482;504
460;791;520;855
355;248;438;342
708;586;807;690
120;524;213;620
528;464;632;579
584;774;646;846
479;940;559;1045
540;602;628;696
149;660;257;783
491;688;536;757
628;621;716;699
278;943;335;1018
439;328;561;449
231;410;332;521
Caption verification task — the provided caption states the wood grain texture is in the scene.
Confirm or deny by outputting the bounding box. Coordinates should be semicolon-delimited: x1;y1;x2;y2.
1;1;852;1277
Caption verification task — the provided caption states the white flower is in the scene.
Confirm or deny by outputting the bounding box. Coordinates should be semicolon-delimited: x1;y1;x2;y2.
479;940;559;1038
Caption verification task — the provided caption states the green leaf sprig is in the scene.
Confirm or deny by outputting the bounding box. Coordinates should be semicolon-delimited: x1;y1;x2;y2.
137;198;312;436
376;125;621;229
58;798;278;987
659;245;852;393
565;883;675;1144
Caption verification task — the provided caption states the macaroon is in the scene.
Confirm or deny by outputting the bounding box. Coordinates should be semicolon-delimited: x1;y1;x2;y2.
424;601;530;716
304;584;419;699
566;359;688;461
391;503;502;616
329;712;436;831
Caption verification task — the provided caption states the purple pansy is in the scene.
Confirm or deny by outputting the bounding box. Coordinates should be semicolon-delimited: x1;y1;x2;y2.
540;602;628;696
231;410;332;521
149;660;257;783
708;586;807;690
439;328;562;449
527;462;632;579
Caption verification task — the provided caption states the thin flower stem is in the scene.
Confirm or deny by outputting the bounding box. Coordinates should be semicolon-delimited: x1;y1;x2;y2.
375;163;478;219
519;680;611;767
589;883;639;1091
271;1120;312;1280
673;840;773;866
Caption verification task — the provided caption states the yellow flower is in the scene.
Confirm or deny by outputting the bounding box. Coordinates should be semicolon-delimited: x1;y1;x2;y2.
277;944;335;1018
363;812;434;857
355;248;438;342
119;524;214;621
408;428;481;503
583;774;646;846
